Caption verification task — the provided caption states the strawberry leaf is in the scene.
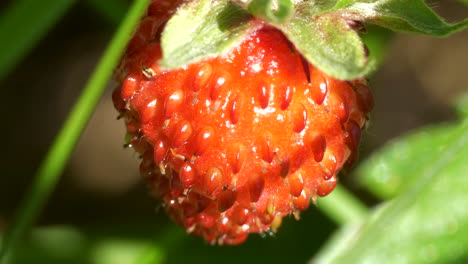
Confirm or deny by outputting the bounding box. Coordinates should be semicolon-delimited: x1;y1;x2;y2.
356;123;457;199
313;120;468;264
334;0;468;37
361;26;392;67
277;13;375;80
456;93;468;119
160;0;255;70
85;0;128;25
0;0;76;82
357;96;468;200
247;0;294;23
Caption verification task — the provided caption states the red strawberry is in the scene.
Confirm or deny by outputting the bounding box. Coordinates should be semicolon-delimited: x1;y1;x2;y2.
113;0;373;245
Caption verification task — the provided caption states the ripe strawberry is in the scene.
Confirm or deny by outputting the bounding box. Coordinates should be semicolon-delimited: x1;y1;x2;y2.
113;0;373;245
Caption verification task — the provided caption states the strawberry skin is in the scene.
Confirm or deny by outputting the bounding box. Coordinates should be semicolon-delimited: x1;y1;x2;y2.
113;0;373;245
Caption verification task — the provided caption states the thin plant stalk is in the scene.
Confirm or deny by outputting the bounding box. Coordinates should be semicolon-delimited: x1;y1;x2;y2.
0;0;151;262
317;185;369;225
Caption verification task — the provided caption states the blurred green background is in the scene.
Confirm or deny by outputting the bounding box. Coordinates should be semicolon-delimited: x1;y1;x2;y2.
0;0;467;263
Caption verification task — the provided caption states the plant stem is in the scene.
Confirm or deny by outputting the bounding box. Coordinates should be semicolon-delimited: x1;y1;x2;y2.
317;185;369;225
0;0;151;262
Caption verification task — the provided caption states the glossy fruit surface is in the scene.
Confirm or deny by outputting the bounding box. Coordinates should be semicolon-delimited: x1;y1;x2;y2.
113;0;373;245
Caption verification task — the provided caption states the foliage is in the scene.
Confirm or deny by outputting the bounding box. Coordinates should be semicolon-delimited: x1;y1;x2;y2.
160;0;468;79
315;119;468;263
0;0;467;263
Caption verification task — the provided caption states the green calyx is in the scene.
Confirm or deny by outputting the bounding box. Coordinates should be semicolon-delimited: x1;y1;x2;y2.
247;0;294;23
160;0;256;70
160;0;468;80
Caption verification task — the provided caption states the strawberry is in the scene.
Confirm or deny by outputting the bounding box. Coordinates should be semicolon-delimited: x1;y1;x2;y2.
113;0;372;245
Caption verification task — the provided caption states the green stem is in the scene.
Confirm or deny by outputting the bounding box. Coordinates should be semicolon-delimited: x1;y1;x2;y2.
317;185;369;225
0;0;151;262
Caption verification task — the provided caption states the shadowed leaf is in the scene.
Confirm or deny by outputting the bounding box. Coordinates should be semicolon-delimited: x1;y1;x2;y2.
0;0;77;82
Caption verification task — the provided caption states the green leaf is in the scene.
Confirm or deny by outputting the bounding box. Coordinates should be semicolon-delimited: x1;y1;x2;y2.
91;240;164;264
456;93;468;119
334;0;468;37
277;13;375;80
0;0;152;262
160;0;255;69
361;26;392;67
247;0;294;23
299;0;338;14
85;0;129;25
2;223;184;264
313;120;468;264
357;123;457;199
0;0;77;82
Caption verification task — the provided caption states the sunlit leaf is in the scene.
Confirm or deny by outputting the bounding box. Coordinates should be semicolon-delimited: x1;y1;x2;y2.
456;93;468;119
313;120;468;264
160;0;255;69
247;0;294;23
334;0;468;36
357;123;457;199
276;12;375;80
